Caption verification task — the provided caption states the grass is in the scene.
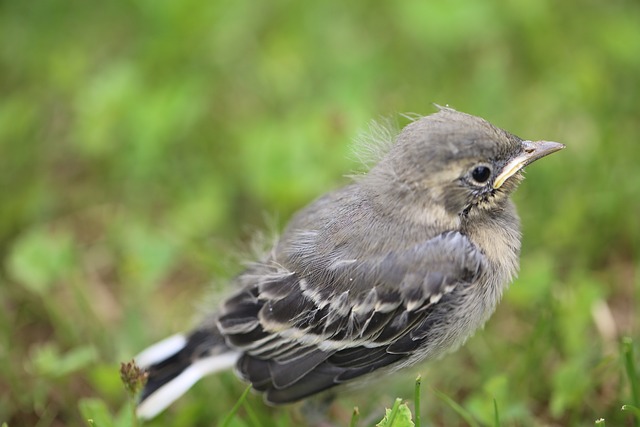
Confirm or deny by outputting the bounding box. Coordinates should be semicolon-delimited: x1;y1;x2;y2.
1;0;640;425
220;385;253;427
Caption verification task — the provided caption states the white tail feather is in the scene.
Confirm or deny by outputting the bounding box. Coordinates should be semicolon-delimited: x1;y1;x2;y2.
135;334;188;368
136;352;241;420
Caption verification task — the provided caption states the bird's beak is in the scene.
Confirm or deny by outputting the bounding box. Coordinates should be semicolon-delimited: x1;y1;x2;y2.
493;140;565;189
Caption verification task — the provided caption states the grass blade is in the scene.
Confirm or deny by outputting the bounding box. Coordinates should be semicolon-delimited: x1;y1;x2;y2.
386;398;403;426
623;338;640;408
414;376;421;427
433;389;480;427
241;395;263;427
220;385;252;427
621;404;640;420
493;398;500;427
349;406;360;427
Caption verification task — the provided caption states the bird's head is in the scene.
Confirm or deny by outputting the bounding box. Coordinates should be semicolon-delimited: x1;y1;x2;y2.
363;107;564;225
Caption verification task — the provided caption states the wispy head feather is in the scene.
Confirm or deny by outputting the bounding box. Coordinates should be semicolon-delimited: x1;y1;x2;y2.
350;116;400;173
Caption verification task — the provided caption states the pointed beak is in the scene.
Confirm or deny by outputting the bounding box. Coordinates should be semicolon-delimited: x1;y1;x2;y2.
493;140;565;189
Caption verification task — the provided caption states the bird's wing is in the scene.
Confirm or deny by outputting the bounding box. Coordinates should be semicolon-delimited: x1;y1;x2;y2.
217;231;485;404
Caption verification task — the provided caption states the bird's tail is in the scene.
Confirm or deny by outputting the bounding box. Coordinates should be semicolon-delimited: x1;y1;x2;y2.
135;328;240;420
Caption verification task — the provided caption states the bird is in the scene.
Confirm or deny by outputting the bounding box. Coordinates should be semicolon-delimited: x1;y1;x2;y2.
133;106;564;419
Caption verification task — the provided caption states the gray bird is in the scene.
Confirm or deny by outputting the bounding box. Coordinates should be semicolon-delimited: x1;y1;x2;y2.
134;107;564;419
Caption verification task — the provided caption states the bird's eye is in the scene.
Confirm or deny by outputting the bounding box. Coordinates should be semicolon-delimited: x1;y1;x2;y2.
471;165;492;184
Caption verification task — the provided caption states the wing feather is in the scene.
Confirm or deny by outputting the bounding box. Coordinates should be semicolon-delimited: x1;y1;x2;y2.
218;231;485;403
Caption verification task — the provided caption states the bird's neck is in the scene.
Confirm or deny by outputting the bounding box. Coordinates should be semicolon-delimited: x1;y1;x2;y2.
463;200;522;290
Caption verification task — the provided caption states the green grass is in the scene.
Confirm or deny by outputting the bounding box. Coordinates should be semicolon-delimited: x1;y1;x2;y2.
1;0;640;425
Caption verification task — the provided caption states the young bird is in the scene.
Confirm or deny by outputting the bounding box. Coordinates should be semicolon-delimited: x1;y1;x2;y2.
134;107;564;419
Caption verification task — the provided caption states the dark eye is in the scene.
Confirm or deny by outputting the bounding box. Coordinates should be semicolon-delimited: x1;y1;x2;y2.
471;165;492;184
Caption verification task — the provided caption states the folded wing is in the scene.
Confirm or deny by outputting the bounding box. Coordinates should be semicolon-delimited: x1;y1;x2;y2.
217;231;485;404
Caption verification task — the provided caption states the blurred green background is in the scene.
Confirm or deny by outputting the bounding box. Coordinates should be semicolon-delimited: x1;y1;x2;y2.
1;0;639;426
